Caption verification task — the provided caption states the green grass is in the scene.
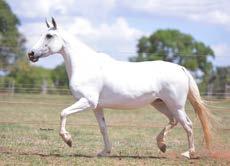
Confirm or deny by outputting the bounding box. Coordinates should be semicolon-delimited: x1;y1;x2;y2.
0;94;229;165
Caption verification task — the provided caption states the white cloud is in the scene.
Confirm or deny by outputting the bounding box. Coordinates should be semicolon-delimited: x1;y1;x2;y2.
8;0;230;30
65;17;96;36
120;0;230;29
6;0;115;20
188;10;230;26
19;23;46;48
73;0;116;20
7;0;74;18
64;17;143;60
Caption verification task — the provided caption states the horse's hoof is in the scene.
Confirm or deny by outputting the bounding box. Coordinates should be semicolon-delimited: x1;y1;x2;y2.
189;152;199;159
181;151;198;159
66;139;72;147
159;144;167;153
181;151;190;158
60;132;72;147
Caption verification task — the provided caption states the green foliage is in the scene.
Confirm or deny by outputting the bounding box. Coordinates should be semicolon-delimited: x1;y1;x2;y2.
130;29;215;76
211;66;230;98
0;61;69;94
0;0;26;70
51;63;68;87
7;60;52;92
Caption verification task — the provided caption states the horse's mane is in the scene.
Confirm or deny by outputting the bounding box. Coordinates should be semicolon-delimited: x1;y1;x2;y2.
59;28;116;63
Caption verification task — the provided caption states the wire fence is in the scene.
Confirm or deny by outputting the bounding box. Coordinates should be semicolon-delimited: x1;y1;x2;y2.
0;87;229;98
0;84;229;107
0;83;71;95
0;85;229;130
0;83;229;97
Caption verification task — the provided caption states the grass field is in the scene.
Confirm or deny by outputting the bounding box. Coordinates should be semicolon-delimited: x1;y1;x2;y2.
0;93;229;165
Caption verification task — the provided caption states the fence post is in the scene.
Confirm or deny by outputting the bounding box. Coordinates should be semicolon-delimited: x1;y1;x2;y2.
11;80;15;96
41;79;48;94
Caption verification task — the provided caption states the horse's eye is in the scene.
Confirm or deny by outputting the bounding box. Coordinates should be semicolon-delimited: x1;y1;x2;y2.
46;34;53;39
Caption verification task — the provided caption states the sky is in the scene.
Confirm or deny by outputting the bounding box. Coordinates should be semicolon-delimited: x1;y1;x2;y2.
6;0;230;69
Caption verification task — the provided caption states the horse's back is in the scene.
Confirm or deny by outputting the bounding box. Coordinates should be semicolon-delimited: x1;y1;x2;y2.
103;60;186;87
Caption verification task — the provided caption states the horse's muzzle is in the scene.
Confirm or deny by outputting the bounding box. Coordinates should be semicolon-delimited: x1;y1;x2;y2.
28;51;39;62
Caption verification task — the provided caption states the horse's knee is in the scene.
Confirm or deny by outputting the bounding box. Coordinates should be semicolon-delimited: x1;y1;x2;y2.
61;110;67;118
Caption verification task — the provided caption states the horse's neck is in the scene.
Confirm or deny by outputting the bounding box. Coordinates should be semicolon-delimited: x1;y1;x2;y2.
60;34;99;80
61;48;72;79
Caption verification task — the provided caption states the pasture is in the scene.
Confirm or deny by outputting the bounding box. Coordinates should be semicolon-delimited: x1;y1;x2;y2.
0;93;229;165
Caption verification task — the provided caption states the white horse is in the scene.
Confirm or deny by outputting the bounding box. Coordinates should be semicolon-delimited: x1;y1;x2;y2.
28;18;211;158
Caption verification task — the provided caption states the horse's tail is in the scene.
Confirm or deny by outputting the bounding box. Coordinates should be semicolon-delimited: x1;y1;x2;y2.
185;68;212;149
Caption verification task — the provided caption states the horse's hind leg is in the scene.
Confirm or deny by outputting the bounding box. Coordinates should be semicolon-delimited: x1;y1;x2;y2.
173;108;195;158
151;99;178;153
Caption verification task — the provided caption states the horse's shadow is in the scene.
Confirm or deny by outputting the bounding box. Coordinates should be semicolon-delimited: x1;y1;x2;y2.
2;150;166;159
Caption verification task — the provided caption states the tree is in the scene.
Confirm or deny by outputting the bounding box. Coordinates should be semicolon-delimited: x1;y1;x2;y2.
0;0;26;71
51;63;68;87
130;29;215;80
207;66;230;98
1;60;69;94
8;60;52;93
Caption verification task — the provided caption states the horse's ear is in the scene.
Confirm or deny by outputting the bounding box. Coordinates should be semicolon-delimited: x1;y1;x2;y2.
52;17;57;29
45;19;50;28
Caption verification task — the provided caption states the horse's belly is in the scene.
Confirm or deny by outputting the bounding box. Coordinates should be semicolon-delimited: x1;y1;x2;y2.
98;91;157;109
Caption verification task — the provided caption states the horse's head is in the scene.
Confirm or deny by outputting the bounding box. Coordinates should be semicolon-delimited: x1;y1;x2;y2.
28;17;64;62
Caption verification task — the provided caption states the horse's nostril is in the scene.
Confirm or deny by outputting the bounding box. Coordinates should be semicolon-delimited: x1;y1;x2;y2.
28;51;34;56
28;51;34;59
28;51;39;62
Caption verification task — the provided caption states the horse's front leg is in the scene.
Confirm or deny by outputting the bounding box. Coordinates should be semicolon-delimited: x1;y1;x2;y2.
94;108;111;157
60;98;91;147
